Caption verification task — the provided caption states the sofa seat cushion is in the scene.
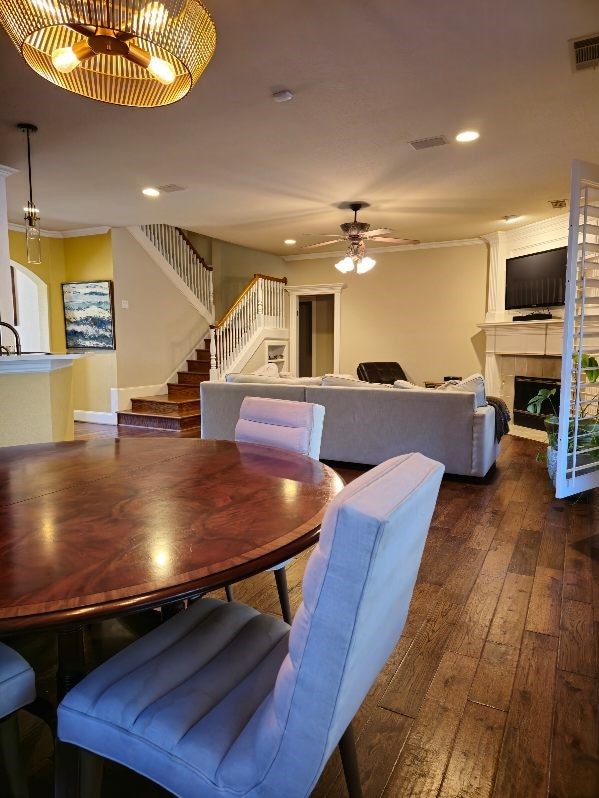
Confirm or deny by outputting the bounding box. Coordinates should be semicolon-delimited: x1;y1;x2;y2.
59;599;290;796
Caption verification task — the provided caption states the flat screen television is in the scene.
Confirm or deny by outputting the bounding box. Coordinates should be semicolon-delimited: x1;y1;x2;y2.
505;246;567;310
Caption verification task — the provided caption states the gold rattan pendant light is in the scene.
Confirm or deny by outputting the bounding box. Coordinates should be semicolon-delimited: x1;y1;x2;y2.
0;0;216;107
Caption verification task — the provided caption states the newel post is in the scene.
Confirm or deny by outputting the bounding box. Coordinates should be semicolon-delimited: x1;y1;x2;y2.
209;325;219;381
257;277;264;325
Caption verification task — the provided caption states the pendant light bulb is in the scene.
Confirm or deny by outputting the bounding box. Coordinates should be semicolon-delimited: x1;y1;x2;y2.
335;256;354;274
147;56;176;85
51;46;80;73
356;256;376;274
139;1;169;30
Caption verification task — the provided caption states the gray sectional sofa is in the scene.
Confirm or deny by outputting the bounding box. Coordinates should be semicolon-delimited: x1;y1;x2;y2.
200;379;499;477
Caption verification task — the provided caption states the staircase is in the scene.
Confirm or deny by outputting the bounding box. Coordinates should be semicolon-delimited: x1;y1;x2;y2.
117;224;288;434
117;338;211;431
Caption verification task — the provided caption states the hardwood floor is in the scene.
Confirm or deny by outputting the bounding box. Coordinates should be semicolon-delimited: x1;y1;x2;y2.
13;424;599;797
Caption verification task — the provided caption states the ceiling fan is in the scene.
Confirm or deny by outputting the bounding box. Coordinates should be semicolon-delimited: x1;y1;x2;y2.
301;202;419;274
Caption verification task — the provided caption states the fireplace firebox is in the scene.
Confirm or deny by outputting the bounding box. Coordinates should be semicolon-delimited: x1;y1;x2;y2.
513;376;560;430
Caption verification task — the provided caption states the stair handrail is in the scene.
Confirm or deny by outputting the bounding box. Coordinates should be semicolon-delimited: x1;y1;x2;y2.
213;274;288;328
175;228;213;272
140;223;214;315
210;274;288;380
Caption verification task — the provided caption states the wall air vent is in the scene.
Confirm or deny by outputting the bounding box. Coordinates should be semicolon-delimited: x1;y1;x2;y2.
408;135;447;150
549;199;568;209
157;184;186;192
569;34;599;71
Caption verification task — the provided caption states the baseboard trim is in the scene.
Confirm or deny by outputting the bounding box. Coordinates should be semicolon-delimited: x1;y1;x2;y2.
74;410;118;425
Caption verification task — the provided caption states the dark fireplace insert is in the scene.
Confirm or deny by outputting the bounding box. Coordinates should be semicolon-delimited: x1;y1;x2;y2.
513;375;560;430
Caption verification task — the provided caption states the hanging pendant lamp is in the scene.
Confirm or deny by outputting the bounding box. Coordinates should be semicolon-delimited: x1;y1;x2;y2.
18;123;41;266
0;0;216;107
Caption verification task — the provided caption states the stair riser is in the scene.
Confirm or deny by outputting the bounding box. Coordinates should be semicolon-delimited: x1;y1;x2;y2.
117;412;200;431
167;383;200;399
186;361;210;373
177;372;210;385
131;399;200;415
195;350;211;362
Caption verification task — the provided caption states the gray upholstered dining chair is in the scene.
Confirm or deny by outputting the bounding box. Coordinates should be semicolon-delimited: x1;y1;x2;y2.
0;642;36;798
232;396;325;622
56;451;444;798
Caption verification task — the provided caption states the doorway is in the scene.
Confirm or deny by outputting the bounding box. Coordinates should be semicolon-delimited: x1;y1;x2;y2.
11;260;50;352
286;283;345;376
298;295;334;377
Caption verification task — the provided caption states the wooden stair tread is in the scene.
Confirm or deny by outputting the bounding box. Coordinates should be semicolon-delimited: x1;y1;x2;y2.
133;394;198;405
122;408;200;418
120;340;209;430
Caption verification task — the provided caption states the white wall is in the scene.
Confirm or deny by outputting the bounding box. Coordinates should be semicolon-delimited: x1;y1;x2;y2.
286;242;488;385
111;228;210;388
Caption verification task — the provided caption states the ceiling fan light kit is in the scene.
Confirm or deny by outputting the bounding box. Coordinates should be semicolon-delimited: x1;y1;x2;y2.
308;202;418;276
0;0;217;107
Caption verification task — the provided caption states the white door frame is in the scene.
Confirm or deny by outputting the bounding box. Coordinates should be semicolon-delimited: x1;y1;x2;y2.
286;283;346;376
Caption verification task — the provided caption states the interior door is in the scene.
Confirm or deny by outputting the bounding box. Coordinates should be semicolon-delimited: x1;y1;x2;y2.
555;159;599;497
298;300;313;377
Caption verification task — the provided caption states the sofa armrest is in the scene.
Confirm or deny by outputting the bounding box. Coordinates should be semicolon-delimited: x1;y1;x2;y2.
472;405;499;477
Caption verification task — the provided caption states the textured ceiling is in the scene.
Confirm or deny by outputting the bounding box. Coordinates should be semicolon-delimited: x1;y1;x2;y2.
1;0;598;256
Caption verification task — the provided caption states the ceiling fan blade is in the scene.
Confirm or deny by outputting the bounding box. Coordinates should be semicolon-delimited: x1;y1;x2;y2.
369;236;420;245
301;238;346;249
301;234;347;238
363;228;392;237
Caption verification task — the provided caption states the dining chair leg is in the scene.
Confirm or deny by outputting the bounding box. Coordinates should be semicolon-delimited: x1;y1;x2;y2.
55;739;81;798
80;749;103;798
0;712;28;798
273;567;292;624
225;584;234;602
338;723;363;798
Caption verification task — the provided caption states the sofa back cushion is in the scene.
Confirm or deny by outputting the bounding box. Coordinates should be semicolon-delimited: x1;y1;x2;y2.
201;382;307;441
305;386;477;473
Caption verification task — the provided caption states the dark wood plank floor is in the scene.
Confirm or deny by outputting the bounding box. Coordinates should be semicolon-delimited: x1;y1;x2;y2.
10;424;599;797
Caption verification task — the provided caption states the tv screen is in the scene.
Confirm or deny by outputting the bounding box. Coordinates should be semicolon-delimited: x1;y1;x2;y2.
505;246;567;310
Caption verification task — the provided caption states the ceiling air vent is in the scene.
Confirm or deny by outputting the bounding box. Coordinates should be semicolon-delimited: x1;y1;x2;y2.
157;184;186;192
549;199;568;209
408;135;447;151
569;34;599;71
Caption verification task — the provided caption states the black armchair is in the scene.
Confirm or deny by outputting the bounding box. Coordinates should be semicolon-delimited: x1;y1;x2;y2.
357;361;407;384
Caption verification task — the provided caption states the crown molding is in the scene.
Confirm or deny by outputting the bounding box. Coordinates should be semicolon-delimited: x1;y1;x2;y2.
282;237;484;262
8;223;110;238
0;165;18;179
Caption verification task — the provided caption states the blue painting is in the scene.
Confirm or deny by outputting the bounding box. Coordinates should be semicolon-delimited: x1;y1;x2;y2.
62;281;115;350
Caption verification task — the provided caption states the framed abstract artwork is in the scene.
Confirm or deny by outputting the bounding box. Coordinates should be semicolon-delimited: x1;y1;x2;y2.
61;280;116;350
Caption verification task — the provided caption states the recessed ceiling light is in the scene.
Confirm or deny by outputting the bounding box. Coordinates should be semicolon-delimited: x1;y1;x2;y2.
504;214;521;224
284;239;296;245
142;187;160;197
455;130;480;143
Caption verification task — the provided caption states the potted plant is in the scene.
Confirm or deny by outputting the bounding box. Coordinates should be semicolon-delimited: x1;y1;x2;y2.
527;354;599;481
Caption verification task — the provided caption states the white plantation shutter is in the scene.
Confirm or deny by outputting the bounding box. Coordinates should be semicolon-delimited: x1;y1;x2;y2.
555;160;599;497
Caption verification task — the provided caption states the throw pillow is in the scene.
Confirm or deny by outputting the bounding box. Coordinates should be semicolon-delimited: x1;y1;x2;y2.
251;363;280;378
436;373;486;407
393;379;419;389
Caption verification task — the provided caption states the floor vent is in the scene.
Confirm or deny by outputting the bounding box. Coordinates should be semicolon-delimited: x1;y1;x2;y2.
408;135;447;150
157;184;186;193
570;34;599;71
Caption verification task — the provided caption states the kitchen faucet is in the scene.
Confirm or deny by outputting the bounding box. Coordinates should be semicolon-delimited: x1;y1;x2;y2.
0;321;22;355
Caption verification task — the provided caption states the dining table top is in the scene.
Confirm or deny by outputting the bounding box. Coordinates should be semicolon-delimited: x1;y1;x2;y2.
0;437;343;633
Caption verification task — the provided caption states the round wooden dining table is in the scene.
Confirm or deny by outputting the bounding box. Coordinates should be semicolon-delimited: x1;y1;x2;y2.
0;437;343;693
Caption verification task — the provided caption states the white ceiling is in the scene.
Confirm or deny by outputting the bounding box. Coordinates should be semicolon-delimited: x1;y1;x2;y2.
1;0;598;256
